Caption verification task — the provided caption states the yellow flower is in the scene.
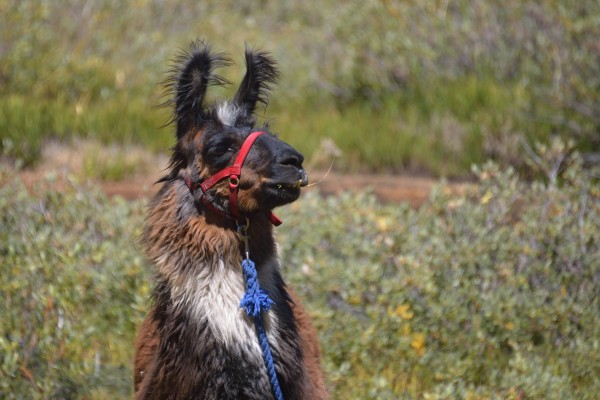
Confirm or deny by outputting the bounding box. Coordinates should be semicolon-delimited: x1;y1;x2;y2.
394;304;414;320
376;217;390;231
139;283;149;296
411;332;426;356
348;294;362;305
480;190;493;205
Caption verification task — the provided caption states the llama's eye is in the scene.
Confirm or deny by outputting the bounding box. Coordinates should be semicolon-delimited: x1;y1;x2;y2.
208;143;236;160
203;133;240;164
220;146;235;156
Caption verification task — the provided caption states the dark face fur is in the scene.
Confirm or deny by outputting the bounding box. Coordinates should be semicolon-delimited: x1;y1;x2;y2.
163;40;308;217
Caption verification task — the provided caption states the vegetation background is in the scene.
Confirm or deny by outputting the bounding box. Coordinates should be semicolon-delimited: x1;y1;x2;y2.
1;0;599;174
1;0;599;399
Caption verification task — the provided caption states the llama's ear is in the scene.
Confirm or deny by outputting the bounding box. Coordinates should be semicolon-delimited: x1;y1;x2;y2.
161;40;232;140
233;46;279;117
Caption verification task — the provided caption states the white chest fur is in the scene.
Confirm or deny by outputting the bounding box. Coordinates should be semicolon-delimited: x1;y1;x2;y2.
167;256;281;354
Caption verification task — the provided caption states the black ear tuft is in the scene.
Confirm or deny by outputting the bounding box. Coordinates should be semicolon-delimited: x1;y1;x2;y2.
233;46;279;116
160;39;233;139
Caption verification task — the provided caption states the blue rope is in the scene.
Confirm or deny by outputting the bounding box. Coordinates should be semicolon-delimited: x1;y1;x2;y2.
240;258;284;400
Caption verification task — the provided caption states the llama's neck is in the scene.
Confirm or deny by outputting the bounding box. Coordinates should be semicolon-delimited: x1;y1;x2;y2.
143;180;277;269
143;181;281;343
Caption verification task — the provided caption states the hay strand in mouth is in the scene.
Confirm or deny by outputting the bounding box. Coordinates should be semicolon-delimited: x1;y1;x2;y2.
306;160;334;187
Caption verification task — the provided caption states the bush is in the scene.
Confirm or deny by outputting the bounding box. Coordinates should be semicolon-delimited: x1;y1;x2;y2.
0;172;149;398
279;154;600;399
1;155;598;398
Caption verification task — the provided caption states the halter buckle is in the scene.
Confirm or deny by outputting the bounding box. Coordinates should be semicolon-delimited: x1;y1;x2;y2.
229;175;240;190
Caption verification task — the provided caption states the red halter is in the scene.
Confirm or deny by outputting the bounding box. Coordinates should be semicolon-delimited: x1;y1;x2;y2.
185;131;282;226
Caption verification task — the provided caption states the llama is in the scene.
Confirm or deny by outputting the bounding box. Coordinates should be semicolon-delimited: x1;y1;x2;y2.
133;40;328;400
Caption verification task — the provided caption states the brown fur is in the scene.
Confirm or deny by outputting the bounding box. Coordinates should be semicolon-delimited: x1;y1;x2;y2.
288;290;329;398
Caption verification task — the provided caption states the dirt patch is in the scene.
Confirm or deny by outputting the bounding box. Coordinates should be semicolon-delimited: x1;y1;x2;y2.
3;141;465;207
96;171;447;207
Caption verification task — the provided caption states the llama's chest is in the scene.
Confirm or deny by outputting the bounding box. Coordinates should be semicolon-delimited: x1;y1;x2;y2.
150;257;307;399
169;258;280;353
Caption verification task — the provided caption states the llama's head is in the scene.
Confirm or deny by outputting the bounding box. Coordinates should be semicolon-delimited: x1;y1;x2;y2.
163;40;308;221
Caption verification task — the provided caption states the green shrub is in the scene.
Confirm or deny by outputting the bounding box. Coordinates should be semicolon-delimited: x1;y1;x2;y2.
1;155;598;398
0;173;149;399
279;159;599;399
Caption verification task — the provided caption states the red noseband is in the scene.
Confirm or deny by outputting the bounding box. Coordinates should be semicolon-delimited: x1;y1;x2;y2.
185;131;282;226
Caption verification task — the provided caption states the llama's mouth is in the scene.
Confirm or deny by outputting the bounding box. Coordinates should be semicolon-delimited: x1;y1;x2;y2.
268;169;308;190
266;181;302;194
262;169;308;206
264;181;305;205
272;180;304;190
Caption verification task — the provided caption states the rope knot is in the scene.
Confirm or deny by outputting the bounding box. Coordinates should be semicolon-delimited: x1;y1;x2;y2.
240;259;274;319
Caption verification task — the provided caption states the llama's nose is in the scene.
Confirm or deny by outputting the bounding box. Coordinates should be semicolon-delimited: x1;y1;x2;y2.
277;149;304;169
299;169;309;187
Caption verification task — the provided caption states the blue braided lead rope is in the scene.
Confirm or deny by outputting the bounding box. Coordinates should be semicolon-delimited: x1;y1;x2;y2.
240;258;284;400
